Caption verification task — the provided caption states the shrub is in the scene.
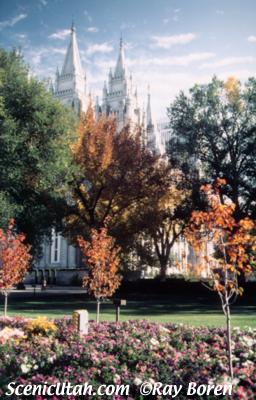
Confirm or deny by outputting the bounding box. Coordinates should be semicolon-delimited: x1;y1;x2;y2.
0;318;255;399
25;317;57;337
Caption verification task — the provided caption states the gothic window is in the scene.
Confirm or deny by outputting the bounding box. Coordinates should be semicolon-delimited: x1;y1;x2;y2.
51;229;61;263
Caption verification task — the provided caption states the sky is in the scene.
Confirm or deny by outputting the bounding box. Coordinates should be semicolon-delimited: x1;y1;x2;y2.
0;0;256;120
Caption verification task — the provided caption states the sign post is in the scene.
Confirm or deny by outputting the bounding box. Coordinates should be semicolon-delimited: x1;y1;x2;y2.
113;299;127;322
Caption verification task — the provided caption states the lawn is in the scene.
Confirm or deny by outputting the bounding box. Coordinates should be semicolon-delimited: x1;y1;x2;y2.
1;291;255;328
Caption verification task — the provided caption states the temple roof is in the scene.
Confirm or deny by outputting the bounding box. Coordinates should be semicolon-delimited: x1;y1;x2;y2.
61;22;83;76
114;37;126;78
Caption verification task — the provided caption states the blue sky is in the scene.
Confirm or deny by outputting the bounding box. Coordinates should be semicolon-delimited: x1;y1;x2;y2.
0;0;256;119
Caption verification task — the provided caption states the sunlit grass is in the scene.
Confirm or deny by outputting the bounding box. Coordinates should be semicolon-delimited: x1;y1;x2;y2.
1;295;255;328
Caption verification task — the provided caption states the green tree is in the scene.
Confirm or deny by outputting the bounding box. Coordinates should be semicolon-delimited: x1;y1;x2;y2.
0;49;76;254
167;76;256;222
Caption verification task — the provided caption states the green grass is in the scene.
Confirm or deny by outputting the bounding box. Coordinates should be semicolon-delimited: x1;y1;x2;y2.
1;293;255;328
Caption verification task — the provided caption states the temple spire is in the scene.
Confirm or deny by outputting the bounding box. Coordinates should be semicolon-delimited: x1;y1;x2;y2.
61;21;83;76
71;19;75;32
54;23;87;114
146;84;152;126
114;36;126;78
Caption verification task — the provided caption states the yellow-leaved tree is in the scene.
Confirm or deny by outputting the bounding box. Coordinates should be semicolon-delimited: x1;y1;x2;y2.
78;226;121;323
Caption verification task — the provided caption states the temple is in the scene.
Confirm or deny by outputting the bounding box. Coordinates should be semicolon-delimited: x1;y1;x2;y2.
32;24;176;284
53;22;87;114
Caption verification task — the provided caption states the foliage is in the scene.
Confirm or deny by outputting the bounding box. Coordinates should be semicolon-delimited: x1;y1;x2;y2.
185;179;256;378
78;226;122;301
66;103;171;255
0;219;31;292
186;179;256;294
0;317;255;399
25;317;57;337
78;226;122;322
167;76;256;222
0;327;25;344
0;48;77;254
0;219;31;316
139;169;199;279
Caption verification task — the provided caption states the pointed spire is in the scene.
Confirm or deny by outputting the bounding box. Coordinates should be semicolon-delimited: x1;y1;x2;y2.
49;78;54;93
103;80;107;98
61;21;83;76
114;36;126;78
71;19;75;33
146;84;152;126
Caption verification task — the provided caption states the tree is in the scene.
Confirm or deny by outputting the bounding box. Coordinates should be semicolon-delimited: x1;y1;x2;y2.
0;219;31;316
185;179;256;379
78;226;121;323
0;49;76;255
137;169;198;279
66;103;171;254
167;76;256;222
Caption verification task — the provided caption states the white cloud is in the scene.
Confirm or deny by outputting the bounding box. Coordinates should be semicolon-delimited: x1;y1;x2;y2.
17;33;27;39
248;35;256;43
23;46;66;76
87;26;98;33
16;33;27;40
200;56;256;69
218;69;255;81
39;0;47;6
48;29;70;40
51;48;66;55
86;42;114;56
133;68;255;120
126;52;215;68
0;13;27;31
84;10;92;22
151;33;197;49
216;10;224;15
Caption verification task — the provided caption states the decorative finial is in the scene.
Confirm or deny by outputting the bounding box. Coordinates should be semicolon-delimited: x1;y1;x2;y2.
71;18;75;32
120;33;123;48
147;84;150;95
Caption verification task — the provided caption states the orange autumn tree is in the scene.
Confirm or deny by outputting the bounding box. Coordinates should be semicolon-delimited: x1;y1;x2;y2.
78;226;122;323
185;179;256;379
0;219;31;316
66;102;171;254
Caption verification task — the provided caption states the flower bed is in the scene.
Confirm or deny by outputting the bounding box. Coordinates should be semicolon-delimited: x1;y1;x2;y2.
0;317;255;399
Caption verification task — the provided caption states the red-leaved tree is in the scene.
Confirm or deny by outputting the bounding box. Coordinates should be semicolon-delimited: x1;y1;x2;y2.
0;220;31;316
186;179;256;379
78;226;122;323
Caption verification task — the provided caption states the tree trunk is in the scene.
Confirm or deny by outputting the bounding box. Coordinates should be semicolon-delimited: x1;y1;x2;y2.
160;259;168;281
4;292;8;317
96;299;101;323
226;303;233;380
